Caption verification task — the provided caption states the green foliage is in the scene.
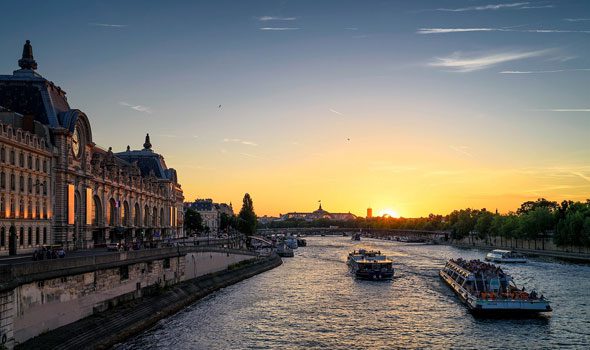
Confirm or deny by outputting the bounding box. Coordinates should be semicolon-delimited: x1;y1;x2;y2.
184;207;204;236
262;197;590;247
238;193;257;235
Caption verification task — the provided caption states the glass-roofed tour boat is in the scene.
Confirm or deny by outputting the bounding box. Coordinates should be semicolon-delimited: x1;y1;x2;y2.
347;249;394;280
440;258;551;315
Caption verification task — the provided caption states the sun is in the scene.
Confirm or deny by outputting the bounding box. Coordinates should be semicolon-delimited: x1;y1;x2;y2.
377;208;400;218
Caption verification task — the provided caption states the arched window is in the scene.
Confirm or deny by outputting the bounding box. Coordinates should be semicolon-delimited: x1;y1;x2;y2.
19;199;24;218
134;203;141;226
152;207;158;226
43;227;47;244
27;155;32;169
28;227;32;246
19;227;24;245
35;227;40;245
43;160;47;172
19;152;24;167
92;196;102;226
107;198;117;226
35;157;40;171
122;201;130;226
144;205;150;226
10;150;15;165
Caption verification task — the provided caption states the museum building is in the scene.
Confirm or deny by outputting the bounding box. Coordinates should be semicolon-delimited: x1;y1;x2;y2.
0;41;184;255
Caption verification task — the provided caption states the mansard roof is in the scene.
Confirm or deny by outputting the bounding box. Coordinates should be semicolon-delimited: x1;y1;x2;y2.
0;40;75;130
115;137;178;183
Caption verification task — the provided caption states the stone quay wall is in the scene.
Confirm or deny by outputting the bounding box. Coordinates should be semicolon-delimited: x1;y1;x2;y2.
0;246;257;349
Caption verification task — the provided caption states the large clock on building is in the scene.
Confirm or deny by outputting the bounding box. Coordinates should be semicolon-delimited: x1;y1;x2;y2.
72;127;82;158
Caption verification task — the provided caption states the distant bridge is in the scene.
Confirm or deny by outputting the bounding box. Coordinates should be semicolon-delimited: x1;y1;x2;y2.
257;227;449;241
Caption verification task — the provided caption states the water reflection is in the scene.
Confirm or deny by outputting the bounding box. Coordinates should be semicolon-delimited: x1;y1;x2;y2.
117;237;590;349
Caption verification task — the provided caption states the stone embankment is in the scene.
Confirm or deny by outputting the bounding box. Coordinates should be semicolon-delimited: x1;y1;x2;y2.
17;254;282;350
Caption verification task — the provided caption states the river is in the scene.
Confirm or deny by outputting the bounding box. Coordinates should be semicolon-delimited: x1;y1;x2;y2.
116;237;590;349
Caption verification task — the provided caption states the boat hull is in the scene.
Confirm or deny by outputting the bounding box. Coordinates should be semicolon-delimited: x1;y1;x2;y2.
439;270;551;315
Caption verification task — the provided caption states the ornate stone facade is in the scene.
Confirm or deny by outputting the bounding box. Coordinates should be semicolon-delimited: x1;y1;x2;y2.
0;41;184;255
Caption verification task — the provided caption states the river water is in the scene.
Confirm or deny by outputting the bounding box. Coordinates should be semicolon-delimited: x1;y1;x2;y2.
117;237;590;349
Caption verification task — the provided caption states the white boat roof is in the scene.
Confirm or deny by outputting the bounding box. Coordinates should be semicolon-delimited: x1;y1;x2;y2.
491;249;512;254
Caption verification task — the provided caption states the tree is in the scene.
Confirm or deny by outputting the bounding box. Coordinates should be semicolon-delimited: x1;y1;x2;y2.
475;210;494;242
238;193;257;235
184;207;204;236
219;212;235;231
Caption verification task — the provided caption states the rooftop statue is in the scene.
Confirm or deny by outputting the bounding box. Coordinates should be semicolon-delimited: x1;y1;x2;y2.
18;40;38;70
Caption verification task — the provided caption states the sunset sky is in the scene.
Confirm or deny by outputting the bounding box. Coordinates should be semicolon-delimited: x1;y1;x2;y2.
1;0;589;217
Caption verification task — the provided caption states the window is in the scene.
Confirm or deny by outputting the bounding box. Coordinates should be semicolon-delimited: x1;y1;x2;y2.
19;152;24;167
10;174;15;190
35;158;39;171
43;227;47;244
10;199;15;218
36;201;40;219
35;227;40;245
19;227;24;245
10;150;14;165
27;155;32;169
19;175;24;192
43;160;47;172
43;181;47;195
120;265;129;280
28;176;32;193
0;147;4;162
163;258;170;269
0;172;5;189
27;227;32;246
27;200;32;219
43;202;47;219
0;227;5;247
19;199;24;218
0;196;4;218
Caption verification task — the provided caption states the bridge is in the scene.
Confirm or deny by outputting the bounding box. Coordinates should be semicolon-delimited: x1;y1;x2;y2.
257;227;449;242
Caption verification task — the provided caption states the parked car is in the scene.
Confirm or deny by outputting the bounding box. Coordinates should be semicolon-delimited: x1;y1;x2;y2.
106;243;120;251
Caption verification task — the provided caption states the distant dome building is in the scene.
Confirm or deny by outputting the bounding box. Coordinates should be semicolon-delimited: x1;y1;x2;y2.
280;202;357;222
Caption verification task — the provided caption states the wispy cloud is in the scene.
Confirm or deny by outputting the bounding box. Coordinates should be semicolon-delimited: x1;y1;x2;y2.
500;68;590;74
564;18;590;22
435;2;552;12
259;27;300;31
329;108;344;116
532;109;590;112
222;138;258;146
240;152;267;160
572;172;590;183
418;28;590;34
429;49;552;72
89;22;128;28
449;145;473;157
119;101;152;114
258;16;296;21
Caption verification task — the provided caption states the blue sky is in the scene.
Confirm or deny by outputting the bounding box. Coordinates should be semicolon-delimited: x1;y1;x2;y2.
1;1;589;216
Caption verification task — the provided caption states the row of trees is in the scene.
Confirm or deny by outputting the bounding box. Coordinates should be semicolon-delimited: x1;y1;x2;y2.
261;198;590;248
183;193;258;237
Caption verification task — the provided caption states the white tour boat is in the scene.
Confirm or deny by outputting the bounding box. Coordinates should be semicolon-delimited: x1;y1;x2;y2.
485;249;527;263
440;258;551;315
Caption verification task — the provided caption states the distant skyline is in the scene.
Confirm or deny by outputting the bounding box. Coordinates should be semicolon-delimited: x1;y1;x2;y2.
1;0;589;217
